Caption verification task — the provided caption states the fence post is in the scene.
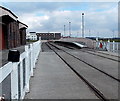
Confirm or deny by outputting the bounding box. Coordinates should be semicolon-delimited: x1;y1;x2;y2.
11;63;18;99
107;40;110;52
25;45;30;93
30;44;34;77
33;42;36;69
36;41;40;61
95;38;99;49
113;41;115;52
117;43;119;52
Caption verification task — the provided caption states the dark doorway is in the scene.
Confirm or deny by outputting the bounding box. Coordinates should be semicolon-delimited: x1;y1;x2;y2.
0;24;6;50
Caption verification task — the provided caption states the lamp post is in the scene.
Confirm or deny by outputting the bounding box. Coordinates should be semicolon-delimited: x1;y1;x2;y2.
82;13;84;38
69;22;71;37
64;25;66;37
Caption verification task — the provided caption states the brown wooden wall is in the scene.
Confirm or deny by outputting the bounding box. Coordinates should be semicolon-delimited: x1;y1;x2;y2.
7;21;21;49
0;23;7;50
0;20;27;50
0;24;3;50
19;28;26;45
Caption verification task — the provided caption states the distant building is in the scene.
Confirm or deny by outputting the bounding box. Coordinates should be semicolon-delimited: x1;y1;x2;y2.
36;32;61;40
54;33;61;39
0;6;28;50
26;32;37;40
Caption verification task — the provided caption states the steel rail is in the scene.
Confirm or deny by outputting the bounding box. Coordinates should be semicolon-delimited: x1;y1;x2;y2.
80;49;120;62
48;42;120;83
55;43;119;62
46;42;109;101
85;48;120;58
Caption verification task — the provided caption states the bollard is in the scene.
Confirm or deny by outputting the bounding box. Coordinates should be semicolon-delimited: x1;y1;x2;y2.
8;50;20;62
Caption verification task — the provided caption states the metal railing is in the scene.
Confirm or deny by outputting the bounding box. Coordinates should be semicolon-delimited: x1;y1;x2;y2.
96;40;120;53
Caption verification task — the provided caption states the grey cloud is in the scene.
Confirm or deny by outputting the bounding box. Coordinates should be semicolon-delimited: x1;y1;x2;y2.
1;2;118;37
1;2;82;14
1;2;117;14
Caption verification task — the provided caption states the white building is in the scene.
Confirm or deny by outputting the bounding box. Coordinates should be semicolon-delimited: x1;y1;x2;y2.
26;32;37;40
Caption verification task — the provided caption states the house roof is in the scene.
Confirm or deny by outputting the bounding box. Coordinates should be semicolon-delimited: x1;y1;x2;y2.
18;21;28;29
1;15;15;24
0;6;18;21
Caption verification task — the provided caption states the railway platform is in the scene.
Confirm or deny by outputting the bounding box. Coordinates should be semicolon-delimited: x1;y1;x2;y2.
24;42;119;100
97;50;119;57
24;51;98;99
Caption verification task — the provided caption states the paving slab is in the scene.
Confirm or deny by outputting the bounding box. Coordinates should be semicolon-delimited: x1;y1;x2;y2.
24;52;98;99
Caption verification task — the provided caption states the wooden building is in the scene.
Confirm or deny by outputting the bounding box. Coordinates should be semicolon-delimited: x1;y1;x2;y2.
19;21;28;45
36;32;61;40
0;6;28;50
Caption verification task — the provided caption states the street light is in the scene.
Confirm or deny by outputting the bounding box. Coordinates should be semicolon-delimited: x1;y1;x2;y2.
64;25;66;37
82;13;84;38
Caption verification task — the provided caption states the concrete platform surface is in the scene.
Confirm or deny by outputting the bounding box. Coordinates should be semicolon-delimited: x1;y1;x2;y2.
97;50;120;56
24;52;98;99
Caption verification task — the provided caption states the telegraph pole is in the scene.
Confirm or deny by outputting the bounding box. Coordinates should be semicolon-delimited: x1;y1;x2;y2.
64;25;66;37
69;22;71;37
82;13;84;38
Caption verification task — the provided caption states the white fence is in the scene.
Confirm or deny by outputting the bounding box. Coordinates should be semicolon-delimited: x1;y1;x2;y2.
96;41;120;53
0;40;41;99
107;41;120;53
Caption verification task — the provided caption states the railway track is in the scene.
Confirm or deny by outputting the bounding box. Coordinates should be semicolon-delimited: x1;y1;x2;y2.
48;42;119;82
80;49;119;62
46;42;119;100
55;42;119;62
84;48;120;58
46;42;108;101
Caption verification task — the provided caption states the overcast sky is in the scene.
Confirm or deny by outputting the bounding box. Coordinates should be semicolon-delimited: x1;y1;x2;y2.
1;2;119;38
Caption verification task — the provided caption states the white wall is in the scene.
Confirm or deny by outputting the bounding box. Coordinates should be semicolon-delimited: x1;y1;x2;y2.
26;33;37;40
